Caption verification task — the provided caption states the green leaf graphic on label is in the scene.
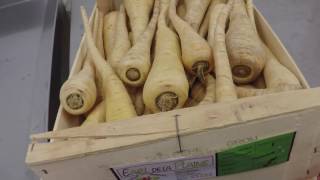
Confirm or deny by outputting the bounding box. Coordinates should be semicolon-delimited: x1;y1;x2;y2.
217;132;295;176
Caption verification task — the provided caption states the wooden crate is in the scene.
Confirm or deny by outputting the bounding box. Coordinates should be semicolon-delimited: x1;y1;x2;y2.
26;4;320;180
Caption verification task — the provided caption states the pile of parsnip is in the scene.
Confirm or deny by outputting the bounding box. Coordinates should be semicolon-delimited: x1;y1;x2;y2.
59;0;302;126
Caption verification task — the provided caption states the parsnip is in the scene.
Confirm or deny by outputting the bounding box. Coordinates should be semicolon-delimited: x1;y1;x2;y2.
186;75;216;107
143;0;189;112
170;0;185;29
129;31;134;44
93;10;100;41
177;2;186;18
236;86;290;98
183;0;211;31
199;0;227;38
126;86;137;103
169;0;213;83
143;108;152;115
263;46;302;90
81;101;105;126
134;88;145;116
239;84;256;89
253;75;266;89
244;0;268;90
184;98;196;108
188;81;206;106
199;75;216;105
108;5;131;70
126;86;145;116
124;0;154;44
81;6;137;121
96;11;105;58
60;14;99;115
95;11;107;99
226;0;266;84
103;11;118;59
117;0;160;87
245;0;256;32
214;0;238;102
207;4;225;47
236;46;302;97
97;0;113;14
186;72;197;87
60;60;97;115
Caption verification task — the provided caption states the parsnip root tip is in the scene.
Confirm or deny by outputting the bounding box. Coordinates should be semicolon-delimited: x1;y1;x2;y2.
126;68;141;82
66;93;84;110
156;92;179;112
193;61;209;84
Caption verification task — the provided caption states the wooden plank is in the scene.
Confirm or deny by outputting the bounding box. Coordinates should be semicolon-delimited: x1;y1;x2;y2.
308;121;320;177
27;88;320;164
27;94;320;179
32;87;320;142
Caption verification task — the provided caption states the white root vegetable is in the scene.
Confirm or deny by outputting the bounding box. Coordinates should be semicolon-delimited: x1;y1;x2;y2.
245;0;256;32
60;60;97;115
81;101;105;126
94;11;107;99
134;88;145;116
124;0;155;44
226;0;266;84
253;75;266;89
208;4;225;47
183;0;211;31
185;84;206;107
264;46;302;90
177;2;186;18
186;75;216;107
103;11;118;59
169;0;213;83
108;5;131;70
238;84;256;89
143;0;189;112
96;11;105;58
199;75;216;105
81;6;137;122
60;13;99;115
117;0;160;87
143;108;152;115
199;0;227;38
214;0;238;102
236;86;298;98
236;45;302;98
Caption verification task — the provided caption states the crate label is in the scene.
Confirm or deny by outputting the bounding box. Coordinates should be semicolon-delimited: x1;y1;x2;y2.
216;132;296;176
111;156;216;180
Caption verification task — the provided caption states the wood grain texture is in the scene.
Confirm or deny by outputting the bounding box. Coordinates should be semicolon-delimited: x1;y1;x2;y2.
28;87;320;162
27;87;320;179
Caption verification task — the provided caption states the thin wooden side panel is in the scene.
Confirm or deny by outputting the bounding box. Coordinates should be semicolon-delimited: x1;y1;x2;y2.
182;108;319;180
29;106;320;180
308;122;320;177
27;88;320;164
27;88;320;179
